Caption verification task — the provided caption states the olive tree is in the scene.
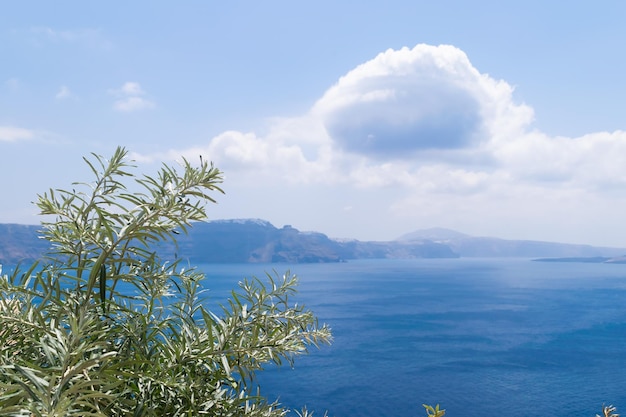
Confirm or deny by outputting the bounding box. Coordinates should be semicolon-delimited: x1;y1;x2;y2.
0;147;331;416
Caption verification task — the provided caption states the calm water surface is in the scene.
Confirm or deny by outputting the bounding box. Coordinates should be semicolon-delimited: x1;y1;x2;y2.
199;258;626;417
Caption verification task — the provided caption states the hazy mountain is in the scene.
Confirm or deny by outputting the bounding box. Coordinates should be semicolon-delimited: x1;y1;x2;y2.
1;221;624;265
397;227;469;241
397;228;626;258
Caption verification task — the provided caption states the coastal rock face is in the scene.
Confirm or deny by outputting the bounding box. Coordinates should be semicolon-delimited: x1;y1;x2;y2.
174;220;458;263
176;220;345;263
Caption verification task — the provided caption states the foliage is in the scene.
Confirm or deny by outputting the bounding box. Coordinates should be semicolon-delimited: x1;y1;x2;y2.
422;403;620;417
599;405;619;417
0;147;332;416
419;403;624;416
423;404;445;417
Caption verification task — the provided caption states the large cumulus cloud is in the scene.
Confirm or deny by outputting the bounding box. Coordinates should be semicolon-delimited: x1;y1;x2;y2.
134;44;626;244
312;44;532;159
137;43;626;193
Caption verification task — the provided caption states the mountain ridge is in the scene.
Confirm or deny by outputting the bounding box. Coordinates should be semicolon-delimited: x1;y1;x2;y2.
398;227;626;259
0;220;624;265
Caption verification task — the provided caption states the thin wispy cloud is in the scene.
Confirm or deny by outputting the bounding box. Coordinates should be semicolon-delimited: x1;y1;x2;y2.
55;85;75;100
4;78;20;91
113;97;155;112
29;26;113;50
118;82;145;96
109;82;155;112
0;126;34;142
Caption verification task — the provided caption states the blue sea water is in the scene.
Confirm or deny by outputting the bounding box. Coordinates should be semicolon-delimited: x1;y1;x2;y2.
198;258;626;417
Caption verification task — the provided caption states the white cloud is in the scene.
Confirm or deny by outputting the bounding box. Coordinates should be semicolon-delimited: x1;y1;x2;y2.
134;128;334;184
0;126;34;142
131;44;626;244
109;82;155;112
312;44;533;159
109;82;146;97
493;129;626;188
119;82;144;96
113;97;155;112
135;44;626;193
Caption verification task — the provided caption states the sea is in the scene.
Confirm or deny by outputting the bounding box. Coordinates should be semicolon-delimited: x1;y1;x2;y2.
197;258;626;417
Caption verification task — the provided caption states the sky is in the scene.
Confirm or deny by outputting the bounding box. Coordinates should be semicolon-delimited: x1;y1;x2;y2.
2;1;626;247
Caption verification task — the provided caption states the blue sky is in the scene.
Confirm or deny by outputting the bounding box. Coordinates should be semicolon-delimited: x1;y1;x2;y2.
2;1;626;246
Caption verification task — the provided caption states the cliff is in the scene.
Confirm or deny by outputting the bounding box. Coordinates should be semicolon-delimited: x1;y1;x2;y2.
0;219;457;265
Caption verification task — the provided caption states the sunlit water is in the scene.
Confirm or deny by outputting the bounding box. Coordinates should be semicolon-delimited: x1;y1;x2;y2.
198;258;626;417
6;258;625;416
